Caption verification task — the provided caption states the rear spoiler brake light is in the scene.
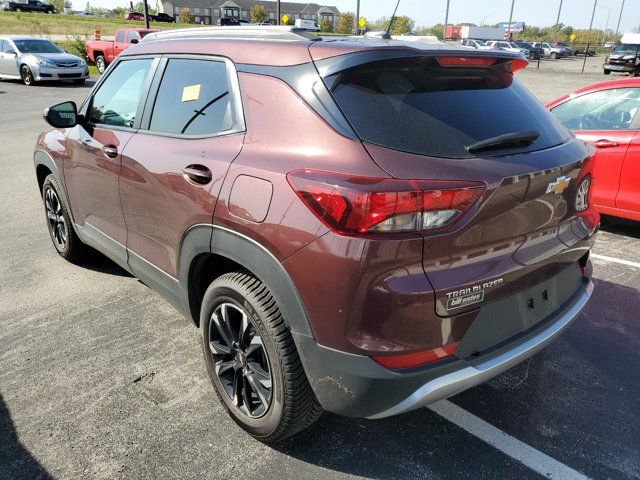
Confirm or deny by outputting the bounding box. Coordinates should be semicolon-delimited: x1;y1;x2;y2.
436;56;528;72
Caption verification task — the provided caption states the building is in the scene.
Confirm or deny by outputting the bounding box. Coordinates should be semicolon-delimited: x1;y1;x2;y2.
156;0;340;29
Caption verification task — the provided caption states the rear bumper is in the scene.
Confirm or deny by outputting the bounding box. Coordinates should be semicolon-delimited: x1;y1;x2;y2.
295;276;593;419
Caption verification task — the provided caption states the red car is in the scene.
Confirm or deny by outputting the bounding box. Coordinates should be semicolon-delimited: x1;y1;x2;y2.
125;12;144;21
548;78;640;221
85;28;158;74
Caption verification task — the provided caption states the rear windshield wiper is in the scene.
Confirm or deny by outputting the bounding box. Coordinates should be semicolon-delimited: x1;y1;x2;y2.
466;131;540;154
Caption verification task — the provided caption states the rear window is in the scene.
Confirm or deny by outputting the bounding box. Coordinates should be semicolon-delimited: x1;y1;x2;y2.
327;56;570;158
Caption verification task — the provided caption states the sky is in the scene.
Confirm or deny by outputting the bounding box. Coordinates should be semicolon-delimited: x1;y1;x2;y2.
73;0;640;34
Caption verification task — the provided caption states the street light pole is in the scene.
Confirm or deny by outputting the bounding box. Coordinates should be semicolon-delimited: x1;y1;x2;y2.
614;0;625;38
552;0;563;43
582;0;598;74
277;0;281;25
355;0;360;35
143;0;149;29
507;0;515;40
443;0;450;42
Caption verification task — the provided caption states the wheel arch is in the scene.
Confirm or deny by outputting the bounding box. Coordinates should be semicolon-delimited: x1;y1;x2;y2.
34;149;80;227
181;225;315;339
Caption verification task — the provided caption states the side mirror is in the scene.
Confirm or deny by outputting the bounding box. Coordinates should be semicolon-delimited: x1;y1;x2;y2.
130;38;139;44
44;101;78;128
5;49;17;56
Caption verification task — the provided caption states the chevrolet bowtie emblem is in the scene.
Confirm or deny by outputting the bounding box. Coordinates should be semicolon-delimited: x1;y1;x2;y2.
546;176;571;195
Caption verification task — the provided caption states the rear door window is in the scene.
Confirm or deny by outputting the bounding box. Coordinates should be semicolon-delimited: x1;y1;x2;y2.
127;31;139;43
148;58;237;136
327;56;570;158
116;31;125;43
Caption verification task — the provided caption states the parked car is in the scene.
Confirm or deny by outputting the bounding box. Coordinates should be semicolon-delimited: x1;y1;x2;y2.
603;34;640;76
459;38;494;51
1;0;54;13
74;11;95;17
548;78;640;221
485;40;528;56
553;42;575;56
151;12;176;23
575;45;596;57
532;42;567;59
85;27;158;74
513;41;544;60
0;36;88;85
35;26;597;442
124;11;143;21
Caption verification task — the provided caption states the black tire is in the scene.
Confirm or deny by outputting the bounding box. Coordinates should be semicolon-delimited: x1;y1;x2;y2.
42;175;86;262
201;271;322;443
604;69;611;75
550;52;558;59
95;55;106;74
20;64;35;86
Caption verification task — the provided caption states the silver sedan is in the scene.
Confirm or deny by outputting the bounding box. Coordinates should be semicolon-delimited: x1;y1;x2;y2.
0;36;89;86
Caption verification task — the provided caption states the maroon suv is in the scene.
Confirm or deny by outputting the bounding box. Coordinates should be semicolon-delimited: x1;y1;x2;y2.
34;27;598;442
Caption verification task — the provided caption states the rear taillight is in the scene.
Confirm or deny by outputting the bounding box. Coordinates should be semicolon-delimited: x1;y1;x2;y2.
372;342;459;370
287;169;484;235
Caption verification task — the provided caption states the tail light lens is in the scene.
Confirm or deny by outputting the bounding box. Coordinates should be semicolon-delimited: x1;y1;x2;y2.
372;342;459;370
436;56;528;72
287;169;484;235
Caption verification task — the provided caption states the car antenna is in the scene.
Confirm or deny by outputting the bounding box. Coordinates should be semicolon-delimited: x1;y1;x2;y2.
381;0;401;40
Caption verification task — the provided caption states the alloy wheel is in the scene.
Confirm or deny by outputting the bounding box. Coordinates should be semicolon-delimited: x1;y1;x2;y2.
45;187;67;250
208;302;272;418
21;66;33;85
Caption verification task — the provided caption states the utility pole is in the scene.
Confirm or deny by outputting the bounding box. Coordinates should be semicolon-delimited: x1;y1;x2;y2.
507;0;515;40
355;0;360;35
582;0;598;73
143;0;149;29
277;0;281;25
614;0;625;38
443;0;450;42
552;0;563;43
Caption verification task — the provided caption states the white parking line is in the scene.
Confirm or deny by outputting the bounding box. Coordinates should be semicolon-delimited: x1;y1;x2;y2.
428;400;591;480
591;253;640;269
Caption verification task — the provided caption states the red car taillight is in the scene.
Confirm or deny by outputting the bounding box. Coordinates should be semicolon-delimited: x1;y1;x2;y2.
287;169;484;235
372;342;459;369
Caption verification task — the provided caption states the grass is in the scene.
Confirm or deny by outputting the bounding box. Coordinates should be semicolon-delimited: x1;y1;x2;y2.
0;11;199;37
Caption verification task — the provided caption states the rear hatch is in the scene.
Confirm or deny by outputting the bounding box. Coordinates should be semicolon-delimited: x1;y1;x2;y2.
314;47;596;318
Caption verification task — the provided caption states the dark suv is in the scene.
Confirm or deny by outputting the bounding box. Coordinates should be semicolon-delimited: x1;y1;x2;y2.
34;26;598;442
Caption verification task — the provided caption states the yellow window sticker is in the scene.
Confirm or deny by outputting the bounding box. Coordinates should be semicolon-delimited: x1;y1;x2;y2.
181;84;201;103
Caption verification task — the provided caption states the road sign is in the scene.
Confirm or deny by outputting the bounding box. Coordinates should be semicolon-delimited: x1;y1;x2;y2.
282;14;289;24
359;17;366;28
570;33;577;41
498;21;525;32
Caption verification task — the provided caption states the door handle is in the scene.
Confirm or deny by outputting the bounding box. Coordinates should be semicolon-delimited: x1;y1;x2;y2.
102;144;118;158
182;164;212;185
594;139;619;149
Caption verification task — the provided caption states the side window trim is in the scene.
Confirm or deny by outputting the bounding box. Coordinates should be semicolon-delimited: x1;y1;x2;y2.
138;54;246;139
80;55;160;133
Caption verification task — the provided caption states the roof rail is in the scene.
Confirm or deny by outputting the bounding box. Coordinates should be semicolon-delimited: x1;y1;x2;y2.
141;25;320;43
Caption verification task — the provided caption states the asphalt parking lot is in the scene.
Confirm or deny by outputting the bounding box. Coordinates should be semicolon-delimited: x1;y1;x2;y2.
1;55;639;480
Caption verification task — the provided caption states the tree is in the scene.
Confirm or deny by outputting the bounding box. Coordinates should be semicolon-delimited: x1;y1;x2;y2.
390;15;414;34
250;4;268;24
134;2;156;15
50;0;71;13
336;11;355;34
319;18;333;32
178;7;193;23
